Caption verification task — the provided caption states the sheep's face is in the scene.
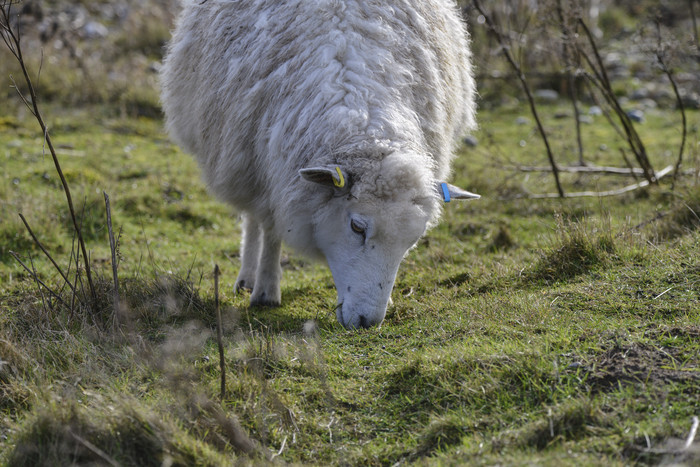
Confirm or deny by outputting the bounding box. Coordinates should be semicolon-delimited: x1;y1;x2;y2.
299;155;473;329
314;194;430;329
300;154;479;328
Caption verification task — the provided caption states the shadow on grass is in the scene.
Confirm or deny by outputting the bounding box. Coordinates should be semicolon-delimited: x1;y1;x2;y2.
235;285;339;334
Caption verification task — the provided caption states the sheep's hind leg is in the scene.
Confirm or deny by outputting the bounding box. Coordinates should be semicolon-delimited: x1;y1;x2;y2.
250;225;282;307
235;214;262;293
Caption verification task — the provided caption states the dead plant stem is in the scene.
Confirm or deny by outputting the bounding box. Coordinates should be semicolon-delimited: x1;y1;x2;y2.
10;251;68;310
1;1;96;300
655;21;687;188
214;265;226;400
104;192;120;327
473;0;564;197
18;213;76;296
577;16;656;183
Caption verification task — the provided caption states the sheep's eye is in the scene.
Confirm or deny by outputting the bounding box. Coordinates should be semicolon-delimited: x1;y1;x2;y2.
350;219;366;236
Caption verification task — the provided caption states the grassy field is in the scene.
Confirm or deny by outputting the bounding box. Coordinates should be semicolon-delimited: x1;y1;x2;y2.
0;94;698;465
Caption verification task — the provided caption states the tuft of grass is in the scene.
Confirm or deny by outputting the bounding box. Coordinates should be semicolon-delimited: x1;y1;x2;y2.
8;399;228;467
530;215;616;283
651;186;700;241
504;401;609;451
489;223;516;251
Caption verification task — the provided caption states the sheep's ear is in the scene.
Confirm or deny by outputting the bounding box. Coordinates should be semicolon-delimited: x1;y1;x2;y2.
438;182;480;202
300;166;350;190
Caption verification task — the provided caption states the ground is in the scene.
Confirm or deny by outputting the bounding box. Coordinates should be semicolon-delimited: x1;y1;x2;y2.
0;99;698;465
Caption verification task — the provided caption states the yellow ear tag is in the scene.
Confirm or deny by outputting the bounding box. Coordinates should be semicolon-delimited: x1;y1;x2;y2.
333;166;345;188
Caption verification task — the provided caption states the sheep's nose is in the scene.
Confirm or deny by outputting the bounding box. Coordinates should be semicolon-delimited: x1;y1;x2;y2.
358;315;367;328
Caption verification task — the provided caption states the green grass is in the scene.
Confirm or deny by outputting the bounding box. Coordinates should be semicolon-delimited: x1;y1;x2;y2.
1;100;699;465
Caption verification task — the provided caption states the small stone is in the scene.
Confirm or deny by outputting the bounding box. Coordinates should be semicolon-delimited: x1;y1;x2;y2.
82;21;108;39
627;109;645;123
463;135;478;147
630;88;649;100
515;116;530;125
639;98;657;110
588;106;603;116
681;92;700;110
534;89;559;100
148;61;162;74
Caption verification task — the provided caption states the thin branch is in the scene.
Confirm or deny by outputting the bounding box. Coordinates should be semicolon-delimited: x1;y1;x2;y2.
10;251;69;309
577;16;656;184
214;264;226;400
684;416;699;451
8;74;36;116
583;77;626;142
690;0;700;51
556;0;585;166
509;165;647;175
104;192;120;327
199;400;265;458
632;415;700;455
18;213;76;295
619;148;640;183
1;1;96;300
655;20;687;189
69;430;119;467
473;0;564;197
28;252;50;314
526;165;674;199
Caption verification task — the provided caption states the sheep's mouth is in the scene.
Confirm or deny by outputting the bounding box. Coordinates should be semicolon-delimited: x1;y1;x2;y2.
334;302;345;328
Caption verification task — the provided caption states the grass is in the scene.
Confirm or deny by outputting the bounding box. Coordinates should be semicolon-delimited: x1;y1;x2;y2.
0;95;699;465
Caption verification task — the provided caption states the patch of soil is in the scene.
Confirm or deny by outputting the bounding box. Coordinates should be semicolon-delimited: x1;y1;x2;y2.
586;341;700;392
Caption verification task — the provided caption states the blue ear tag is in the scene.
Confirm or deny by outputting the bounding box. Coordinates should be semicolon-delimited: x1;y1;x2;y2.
441;182;451;203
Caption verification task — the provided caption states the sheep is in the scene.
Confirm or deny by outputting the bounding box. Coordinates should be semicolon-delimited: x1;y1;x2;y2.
160;0;480;329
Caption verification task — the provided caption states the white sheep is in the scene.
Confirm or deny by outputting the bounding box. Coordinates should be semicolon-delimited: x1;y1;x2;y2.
160;0;479;329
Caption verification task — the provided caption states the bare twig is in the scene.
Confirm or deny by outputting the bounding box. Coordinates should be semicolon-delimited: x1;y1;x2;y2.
619;148;640;183
654;20;687;189
584;78;626;141
104;192;120;327
199;400;265;458
684;416;699;451
17;213;76;297
556;0;585;166
509;165;647;175
576;16;656;184
271;436;288;460
690;0;700;51
214;264;226;400
1;1;96;300
634;416;700;455
10;251;69;309
473;0;564;197
69;430;120;467
527;165;674;199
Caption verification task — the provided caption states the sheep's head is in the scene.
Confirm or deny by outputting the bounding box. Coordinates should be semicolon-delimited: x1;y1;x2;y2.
300;152;479;329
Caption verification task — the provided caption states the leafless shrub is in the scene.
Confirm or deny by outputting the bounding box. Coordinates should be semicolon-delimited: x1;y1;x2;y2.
2;0;98;304
473;0;565;197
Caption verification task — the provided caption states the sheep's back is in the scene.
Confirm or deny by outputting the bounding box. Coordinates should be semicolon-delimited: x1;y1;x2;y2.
160;0;475;209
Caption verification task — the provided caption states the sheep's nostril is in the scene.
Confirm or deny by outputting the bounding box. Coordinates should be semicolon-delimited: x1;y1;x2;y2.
359;315;368;328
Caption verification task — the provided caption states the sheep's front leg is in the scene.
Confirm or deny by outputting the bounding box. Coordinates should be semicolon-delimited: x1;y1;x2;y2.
250;225;282;307
235;214;262;293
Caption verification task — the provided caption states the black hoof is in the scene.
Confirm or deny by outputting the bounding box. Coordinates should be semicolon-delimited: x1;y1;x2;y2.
250;292;280;308
235;280;253;293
